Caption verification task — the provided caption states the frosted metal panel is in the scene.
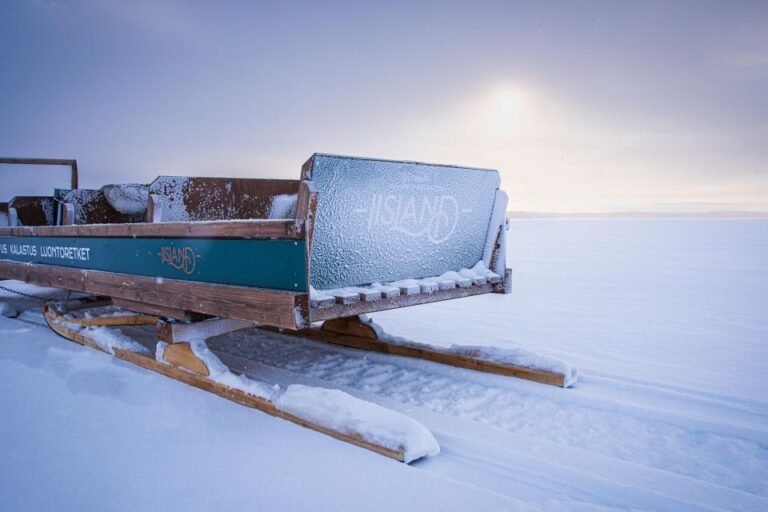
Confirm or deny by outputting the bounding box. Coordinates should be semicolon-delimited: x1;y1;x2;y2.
307;154;500;289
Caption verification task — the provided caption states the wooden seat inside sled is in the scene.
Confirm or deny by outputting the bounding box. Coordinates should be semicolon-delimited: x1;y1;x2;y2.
0;154;511;331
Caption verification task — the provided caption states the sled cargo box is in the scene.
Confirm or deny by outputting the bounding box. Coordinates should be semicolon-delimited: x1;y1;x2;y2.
0;154;510;330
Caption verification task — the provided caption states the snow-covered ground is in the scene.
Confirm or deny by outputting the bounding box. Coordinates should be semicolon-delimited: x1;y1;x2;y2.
1;219;767;511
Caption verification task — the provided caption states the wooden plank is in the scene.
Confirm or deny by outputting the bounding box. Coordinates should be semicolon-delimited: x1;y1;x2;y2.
112;297;195;322
398;283;421;295
160;342;210;376
322;316;378;339
373;285;400;299
300;320;568;388
331;290;360;305
53;311;158;327
57;296;113;312
156;318;255;343
42;304;406;462
0;235;307;292
501;268;513;294
296;180;318;317
311;283;495;322
0;260;306;329
357;289;382;302
434;279;456;290
309;296;336;309
0;218;300;239
418;282;437;294
0;157;76;166
454;277;472;288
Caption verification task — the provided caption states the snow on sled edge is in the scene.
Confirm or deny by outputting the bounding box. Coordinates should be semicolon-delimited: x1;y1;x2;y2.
42;302;439;464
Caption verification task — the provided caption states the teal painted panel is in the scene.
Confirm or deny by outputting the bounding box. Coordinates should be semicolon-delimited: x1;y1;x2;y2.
0;236;307;292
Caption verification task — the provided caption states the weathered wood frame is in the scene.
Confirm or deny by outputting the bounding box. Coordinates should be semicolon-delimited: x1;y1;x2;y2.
0;157;78;189
0;259;307;328
0;178;317;329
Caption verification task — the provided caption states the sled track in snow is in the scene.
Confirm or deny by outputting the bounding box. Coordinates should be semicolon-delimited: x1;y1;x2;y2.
208;328;768;511
7;302;768;511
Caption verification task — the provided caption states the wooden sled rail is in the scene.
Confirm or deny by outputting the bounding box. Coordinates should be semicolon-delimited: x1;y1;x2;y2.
298;316;573;388
42;303;427;462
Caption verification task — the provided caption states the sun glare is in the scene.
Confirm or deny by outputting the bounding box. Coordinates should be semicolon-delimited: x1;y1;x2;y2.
489;87;529;120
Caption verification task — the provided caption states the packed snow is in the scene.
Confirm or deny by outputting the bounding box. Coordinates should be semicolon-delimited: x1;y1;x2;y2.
156;338;277;400
358;314;577;385
315;260;502;300
154;334;437;457
147;176;192;222
0;302;17;318
83;326;150;355
1;219;767;511
268;193;298;219
102;184;149;215
276;384;440;463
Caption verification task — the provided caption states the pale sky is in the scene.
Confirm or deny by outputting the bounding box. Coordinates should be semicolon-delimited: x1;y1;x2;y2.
1;0;767;212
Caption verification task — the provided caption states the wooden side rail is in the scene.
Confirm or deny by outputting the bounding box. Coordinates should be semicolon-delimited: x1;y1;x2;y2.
148;176;301;222
0;219;302;239
0;260;308;329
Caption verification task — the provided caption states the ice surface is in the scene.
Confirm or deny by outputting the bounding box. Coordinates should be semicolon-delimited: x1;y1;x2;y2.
276;384;439;463
102;184;149;215
307;155;500;289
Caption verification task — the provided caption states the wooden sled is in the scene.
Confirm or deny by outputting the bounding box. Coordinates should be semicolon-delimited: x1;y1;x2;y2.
0;154;509;329
1;154;576;403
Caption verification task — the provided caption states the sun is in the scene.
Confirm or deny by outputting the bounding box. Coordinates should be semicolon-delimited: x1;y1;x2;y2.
489;87;529;118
